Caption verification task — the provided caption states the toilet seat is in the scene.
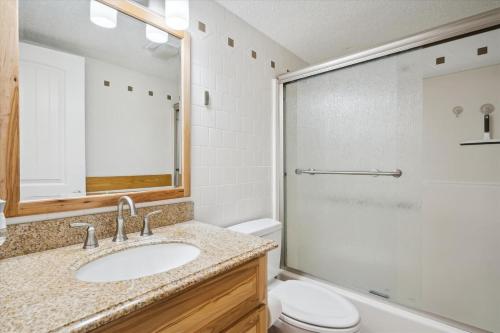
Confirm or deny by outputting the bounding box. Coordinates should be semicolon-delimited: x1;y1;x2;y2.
270;280;360;332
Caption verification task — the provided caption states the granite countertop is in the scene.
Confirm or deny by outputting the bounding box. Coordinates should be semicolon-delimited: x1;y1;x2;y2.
0;220;277;333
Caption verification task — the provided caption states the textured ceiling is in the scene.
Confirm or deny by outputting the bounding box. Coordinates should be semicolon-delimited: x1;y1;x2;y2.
217;0;500;65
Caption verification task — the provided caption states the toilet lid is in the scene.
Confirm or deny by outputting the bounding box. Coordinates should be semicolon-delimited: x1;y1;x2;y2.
270;280;360;329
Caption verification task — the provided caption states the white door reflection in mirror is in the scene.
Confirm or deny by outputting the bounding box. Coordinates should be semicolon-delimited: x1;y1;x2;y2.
19;43;86;201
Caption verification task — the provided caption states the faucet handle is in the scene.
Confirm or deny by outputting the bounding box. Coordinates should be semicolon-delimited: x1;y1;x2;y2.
70;222;99;249
141;210;161;236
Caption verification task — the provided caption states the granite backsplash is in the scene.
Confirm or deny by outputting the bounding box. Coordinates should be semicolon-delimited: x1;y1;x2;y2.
0;201;194;260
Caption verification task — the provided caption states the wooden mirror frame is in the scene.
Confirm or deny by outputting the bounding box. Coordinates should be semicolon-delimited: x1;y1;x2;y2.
0;0;191;217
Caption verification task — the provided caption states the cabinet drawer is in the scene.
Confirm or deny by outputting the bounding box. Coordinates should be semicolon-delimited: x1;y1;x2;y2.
223;305;267;333
92;255;267;333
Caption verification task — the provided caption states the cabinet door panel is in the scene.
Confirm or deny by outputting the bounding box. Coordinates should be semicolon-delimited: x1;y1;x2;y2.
223;305;267;333
91;256;267;333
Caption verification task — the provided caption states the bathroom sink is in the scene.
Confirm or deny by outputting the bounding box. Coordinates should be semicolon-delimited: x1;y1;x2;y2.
75;243;200;283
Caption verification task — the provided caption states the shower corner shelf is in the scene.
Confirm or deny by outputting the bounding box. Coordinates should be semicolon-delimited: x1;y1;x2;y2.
460;139;500;146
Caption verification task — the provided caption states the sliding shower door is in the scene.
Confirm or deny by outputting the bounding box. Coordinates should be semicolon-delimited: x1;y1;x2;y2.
283;28;500;333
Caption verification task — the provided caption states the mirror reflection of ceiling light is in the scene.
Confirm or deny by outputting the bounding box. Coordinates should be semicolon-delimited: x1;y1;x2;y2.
146;24;169;44
145;0;169;43
164;0;189;31
90;0;117;29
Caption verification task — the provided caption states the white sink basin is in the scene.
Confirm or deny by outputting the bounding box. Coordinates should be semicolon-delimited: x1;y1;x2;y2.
75;243;200;283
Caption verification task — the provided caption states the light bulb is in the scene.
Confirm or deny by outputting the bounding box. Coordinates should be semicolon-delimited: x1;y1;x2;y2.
90;0;117;29
164;0;189;31
148;0;164;15
146;24;169;44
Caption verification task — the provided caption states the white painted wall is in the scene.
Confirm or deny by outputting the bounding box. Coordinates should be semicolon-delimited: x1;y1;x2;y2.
188;0;307;227
85;57;179;177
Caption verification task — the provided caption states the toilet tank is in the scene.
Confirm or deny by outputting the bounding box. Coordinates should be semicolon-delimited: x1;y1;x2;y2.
227;219;282;282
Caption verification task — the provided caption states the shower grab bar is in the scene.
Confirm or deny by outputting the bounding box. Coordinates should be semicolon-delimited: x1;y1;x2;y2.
294;168;402;178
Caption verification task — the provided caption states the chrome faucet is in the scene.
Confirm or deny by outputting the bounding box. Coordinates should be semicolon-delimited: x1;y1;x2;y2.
113;196;137;242
141;210;162;236
70;222;99;249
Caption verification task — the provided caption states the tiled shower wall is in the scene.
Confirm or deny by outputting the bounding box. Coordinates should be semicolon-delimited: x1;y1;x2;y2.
189;1;307;226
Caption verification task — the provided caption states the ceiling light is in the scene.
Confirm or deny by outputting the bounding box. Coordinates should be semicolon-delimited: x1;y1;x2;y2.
146;24;169;44
148;0;164;15
90;0;117;29
164;0;189;31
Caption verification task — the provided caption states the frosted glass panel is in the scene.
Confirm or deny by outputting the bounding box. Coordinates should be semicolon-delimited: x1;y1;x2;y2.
284;28;500;332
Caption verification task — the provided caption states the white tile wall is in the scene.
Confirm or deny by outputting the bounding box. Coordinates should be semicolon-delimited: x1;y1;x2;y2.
189;0;307;227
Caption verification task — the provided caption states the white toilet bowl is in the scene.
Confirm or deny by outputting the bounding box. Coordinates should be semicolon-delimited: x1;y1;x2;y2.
269;280;360;333
227;219;361;333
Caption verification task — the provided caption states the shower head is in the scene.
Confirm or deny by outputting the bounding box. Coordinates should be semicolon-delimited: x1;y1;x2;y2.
480;103;495;115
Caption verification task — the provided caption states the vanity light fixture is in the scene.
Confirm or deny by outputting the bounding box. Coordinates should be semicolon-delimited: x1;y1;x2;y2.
164;0;190;31
146;24;169;44
90;0;117;29
146;0;168;43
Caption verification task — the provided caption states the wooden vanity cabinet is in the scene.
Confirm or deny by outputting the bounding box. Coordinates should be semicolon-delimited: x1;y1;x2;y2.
224;305;267;333
91;255;268;333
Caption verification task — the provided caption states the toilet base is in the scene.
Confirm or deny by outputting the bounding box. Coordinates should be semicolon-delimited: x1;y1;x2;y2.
269;317;361;333
270;318;313;333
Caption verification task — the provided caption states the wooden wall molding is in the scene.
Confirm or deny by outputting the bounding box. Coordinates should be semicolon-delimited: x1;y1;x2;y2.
0;0;20;217
86;174;173;193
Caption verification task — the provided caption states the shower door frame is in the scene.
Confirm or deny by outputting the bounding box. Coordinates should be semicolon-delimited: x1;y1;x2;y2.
274;5;500;322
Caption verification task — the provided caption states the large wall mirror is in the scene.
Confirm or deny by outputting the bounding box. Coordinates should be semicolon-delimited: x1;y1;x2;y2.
0;0;191;216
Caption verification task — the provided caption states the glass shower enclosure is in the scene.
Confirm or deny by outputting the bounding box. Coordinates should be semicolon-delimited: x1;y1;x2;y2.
281;24;500;332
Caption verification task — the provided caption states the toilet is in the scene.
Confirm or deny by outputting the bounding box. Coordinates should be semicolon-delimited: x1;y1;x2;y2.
227;219;361;333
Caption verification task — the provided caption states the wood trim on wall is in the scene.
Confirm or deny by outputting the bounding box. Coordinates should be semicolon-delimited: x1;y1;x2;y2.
16;188;185;216
0;0;191;217
181;33;191;197
86;174;173;193
0;0;20;217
